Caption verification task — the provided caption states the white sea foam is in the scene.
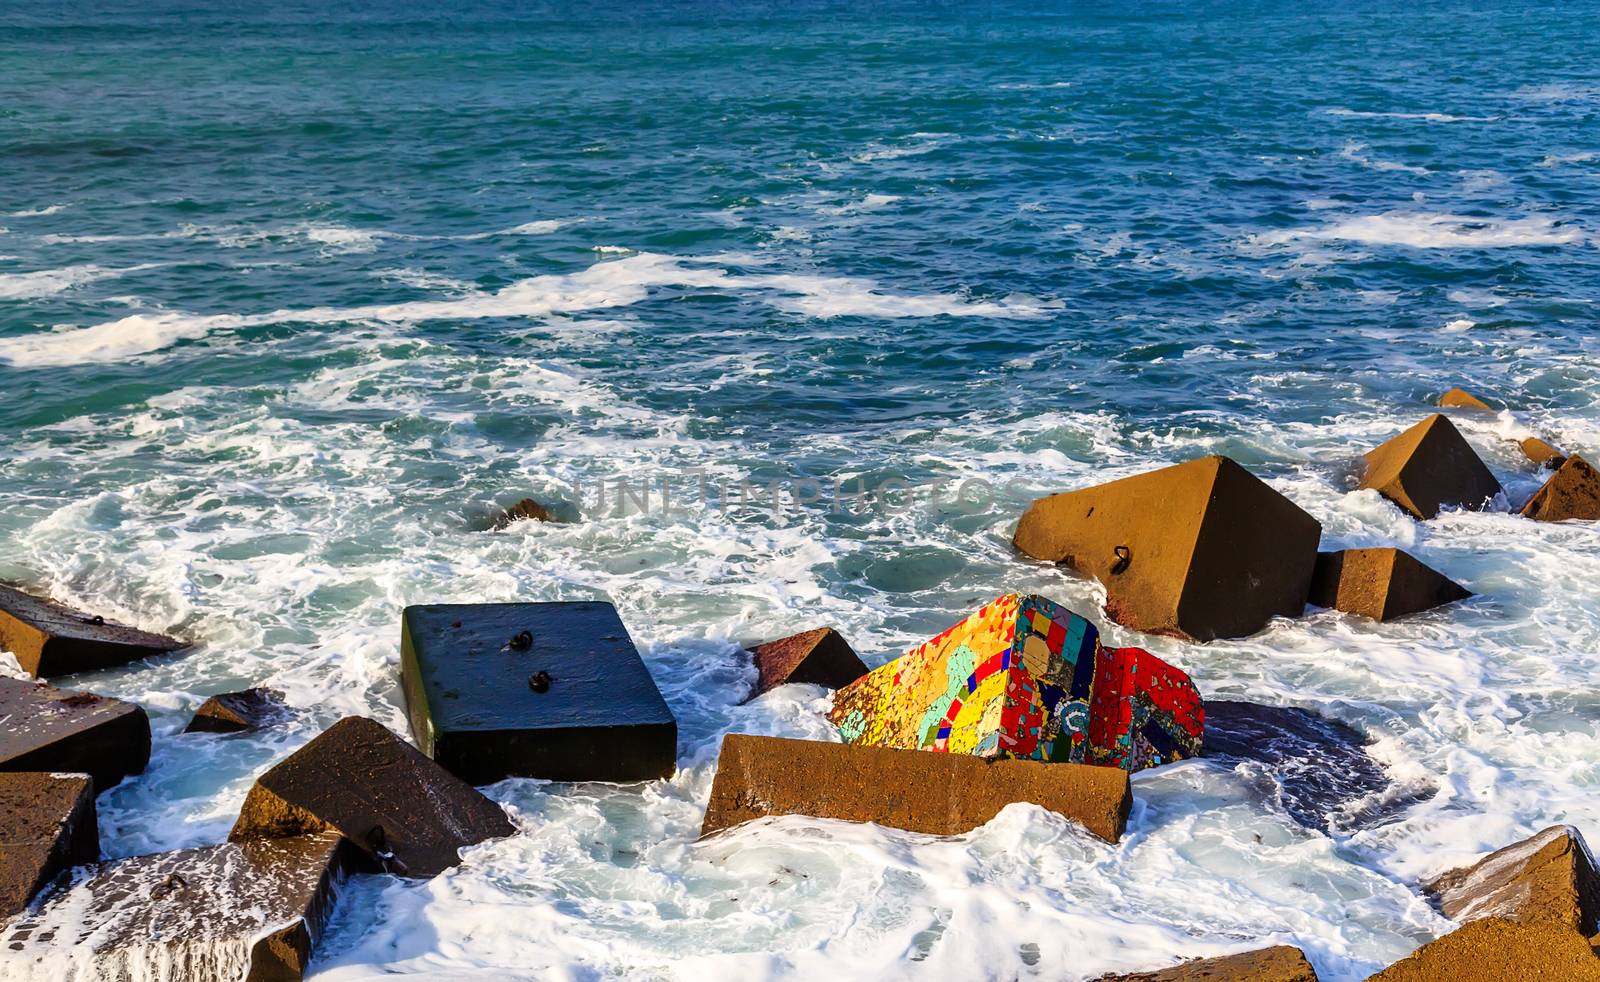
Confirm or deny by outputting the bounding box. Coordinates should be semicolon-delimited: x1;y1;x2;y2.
4;204;69;217
1255;211;1584;249
1339;142;1430;176
0;253;1048;368
1324;108;1498;123
1537;151;1597;168
0;262;159;300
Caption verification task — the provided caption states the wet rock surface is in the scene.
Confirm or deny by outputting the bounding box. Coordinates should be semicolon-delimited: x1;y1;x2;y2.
1359;414;1502;520
1097;945;1319;981
1424;825;1600;935
700;733;1132;843
0;773;98;919
184;687;289;734
400;601;677;784
0;677;150;791
1308;548;1471;622
1014;456;1321;641
1521;454;1600;522
0;584;185;679
0;831;347;982
1203;701;1401;833
229;716;515;878
746;627;869;700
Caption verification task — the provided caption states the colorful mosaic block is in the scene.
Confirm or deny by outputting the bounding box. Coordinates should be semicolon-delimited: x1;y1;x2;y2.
827;593;1203;773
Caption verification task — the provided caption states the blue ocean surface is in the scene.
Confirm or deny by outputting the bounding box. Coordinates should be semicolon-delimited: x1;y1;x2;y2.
1;2;1598;979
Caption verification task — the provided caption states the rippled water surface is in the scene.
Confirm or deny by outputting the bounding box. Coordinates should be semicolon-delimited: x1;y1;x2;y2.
2;2;1598;979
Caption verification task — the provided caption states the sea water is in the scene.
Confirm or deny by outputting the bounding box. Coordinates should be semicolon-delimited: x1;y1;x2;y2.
1;1;1598;979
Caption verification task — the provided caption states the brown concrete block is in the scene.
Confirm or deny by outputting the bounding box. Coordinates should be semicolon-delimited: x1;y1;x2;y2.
0;677;150;791
1308;548;1471;621
699;733;1131;843
1522;454;1600;523
229;716;515;878
184;688;288;734
1013;456;1321;641
0;773;97;918
1424;825;1600;935
1098;945;1319;981
1363;917;1600;981
0;584;185;679
495;497;555;527
1520;437;1567;470
746;627;869;699
0;831;347;981
1437;387;1494;411
1359;414;1502;520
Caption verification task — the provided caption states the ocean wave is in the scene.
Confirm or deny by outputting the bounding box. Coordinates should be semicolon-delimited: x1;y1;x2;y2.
1255;211;1584;250
4;204;69;217
1324;108;1498;123
1339;142;1430;176
0;263;160;300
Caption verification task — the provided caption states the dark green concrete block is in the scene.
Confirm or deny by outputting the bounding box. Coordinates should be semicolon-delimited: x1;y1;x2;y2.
400;601;677;784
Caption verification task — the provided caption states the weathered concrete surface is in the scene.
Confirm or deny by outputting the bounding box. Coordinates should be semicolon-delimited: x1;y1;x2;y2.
229;716;515;878
1363;917;1600;981
400;601;677;784
0;677;150;791
1520;437;1567;470
0;584;185;679
700;733;1132;843
0;831;347;982
1013;456;1321;641
1437;387;1493;411
0;772;97;918
184;687;288;734
1097;946;1319;981
1521;454;1600;522
1203;701;1404;834
746;627;869;699
1359;414;1502;520
1424;825;1600;935
1308;548;1471;622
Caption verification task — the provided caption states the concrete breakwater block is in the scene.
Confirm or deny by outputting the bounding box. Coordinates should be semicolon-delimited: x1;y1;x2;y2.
828;594;1203;774
1436;387;1494;411
0;773;98;918
0;584;185;679
1364;916;1600;981
1521;454;1600;522
1520;436;1567;470
746;627;869;700
700;733;1132;843
1308;548;1471;622
1013;456;1321;641
1359;414;1502;520
184;687;288;734
1424;825;1600;935
229;716;515;878
1096;945;1319;981
0;831;347;982
400;601;677;784
0;677;150;791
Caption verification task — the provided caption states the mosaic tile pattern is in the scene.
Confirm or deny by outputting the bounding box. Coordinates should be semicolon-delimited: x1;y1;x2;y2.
827;593;1203;773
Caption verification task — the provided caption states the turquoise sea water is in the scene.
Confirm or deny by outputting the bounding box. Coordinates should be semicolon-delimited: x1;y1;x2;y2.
2;2;1599;979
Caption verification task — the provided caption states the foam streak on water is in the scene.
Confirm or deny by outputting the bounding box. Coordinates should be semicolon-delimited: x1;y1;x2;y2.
2;2;1599;980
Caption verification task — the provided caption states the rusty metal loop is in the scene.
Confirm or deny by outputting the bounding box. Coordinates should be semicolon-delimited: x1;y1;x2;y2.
1111;545;1132;575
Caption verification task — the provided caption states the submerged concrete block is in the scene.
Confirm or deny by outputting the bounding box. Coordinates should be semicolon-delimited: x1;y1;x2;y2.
1097;946;1319;981
700;733;1132;843
1364;917;1600;981
1437;387;1493;411
495;497;555;527
400;601;677;784
0;773;98;918
1308;548;1471;622
1520;437;1567;470
0;831;347;982
184;687;288;734
1359;414;1502;520
746;627;869;699
229;716;514;878
0;677;150;790
1424;825;1600;935
1521;454;1600;523
1014;456;1321;641
828;594;1203;773
0;584;185;679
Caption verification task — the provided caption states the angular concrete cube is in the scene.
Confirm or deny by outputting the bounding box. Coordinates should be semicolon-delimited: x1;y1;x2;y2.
0;772;98;918
1520;436;1567;470
1359;414;1502;520
0;677;150;790
1424;825;1600;936
1437;387;1493;411
1308;548;1471;622
230;716;515;879
701;733;1132;843
746;627;869;700
1014;456;1321;641
1097;945;1318;981
400;601;677;784
184;687;288;734
1521;454;1600;522
1365;917;1600;981
0;584;185;679
0;832;346;981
